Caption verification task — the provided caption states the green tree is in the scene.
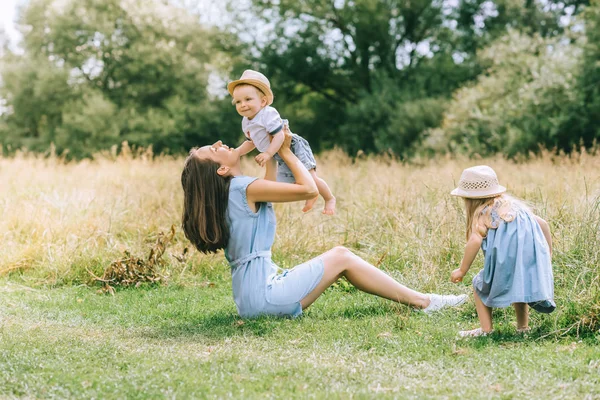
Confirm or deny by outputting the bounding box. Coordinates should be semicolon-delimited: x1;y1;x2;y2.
574;0;600;147
0;0;240;157
423;30;583;157
227;0;586;156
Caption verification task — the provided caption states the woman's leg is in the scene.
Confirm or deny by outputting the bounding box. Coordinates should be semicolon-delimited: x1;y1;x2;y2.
513;303;529;331
300;246;464;311
473;289;493;332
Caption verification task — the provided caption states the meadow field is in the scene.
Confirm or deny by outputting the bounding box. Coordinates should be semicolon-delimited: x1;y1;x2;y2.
1;148;599;398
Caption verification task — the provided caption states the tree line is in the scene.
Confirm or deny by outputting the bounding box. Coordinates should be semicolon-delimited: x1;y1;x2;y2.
0;0;598;159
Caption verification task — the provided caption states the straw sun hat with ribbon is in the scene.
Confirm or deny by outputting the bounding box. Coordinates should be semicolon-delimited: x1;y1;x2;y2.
451;165;507;199
227;70;274;106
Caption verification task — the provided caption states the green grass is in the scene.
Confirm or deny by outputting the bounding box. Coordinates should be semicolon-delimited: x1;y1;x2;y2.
1;281;599;399
1;151;600;397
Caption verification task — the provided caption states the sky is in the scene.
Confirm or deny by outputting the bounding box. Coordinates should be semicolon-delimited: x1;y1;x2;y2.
0;0;230;50
0;0;22;49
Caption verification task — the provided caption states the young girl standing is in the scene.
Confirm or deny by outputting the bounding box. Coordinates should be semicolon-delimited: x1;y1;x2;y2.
450;165;556;337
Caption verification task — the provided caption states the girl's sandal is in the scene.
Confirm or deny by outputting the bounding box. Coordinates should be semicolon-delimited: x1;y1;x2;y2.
516;327;531;334
458;327;493;338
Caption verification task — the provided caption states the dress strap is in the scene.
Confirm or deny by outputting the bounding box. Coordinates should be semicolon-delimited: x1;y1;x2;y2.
229;251;272;269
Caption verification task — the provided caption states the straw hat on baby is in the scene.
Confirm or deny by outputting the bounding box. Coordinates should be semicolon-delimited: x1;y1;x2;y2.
451;165;506;199
227;70;274;106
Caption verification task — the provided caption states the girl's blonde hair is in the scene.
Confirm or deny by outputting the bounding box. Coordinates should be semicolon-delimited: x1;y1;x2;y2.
463;194;530;240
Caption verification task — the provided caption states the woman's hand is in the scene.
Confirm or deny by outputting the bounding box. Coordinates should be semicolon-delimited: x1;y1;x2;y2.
281;124;293;151
451;268;465;283
246;122;317;204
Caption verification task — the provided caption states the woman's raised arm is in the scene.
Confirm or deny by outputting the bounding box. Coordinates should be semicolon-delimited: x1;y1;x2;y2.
247;126;317;204
264;157;277;181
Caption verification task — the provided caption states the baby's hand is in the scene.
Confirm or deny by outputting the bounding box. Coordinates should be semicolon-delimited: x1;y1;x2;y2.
255;152;272;167
451;269;465;283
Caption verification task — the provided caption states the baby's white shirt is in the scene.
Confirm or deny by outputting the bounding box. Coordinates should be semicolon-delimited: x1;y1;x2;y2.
241;106;284;153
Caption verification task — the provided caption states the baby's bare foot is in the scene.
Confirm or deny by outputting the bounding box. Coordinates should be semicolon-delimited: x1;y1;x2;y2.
302;196;318;213
322;197;336;215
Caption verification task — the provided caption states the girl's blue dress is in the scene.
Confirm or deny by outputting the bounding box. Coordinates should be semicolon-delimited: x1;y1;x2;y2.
224;176;324;318
473;202;556;313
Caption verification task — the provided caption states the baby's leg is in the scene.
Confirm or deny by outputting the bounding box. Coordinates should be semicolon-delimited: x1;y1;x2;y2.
308;169;336;215
513;303;529;331
473;289;493;332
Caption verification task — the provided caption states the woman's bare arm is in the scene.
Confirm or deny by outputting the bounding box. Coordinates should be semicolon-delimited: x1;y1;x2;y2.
236;140;256;156
247;126;317;204
247;179;317;203
264;157;277;181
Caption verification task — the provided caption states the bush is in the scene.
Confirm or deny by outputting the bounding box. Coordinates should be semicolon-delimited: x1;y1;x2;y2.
337;74;448;158
426;30;584;157
381;97;448;158
0;0;240;158
572;1;600;148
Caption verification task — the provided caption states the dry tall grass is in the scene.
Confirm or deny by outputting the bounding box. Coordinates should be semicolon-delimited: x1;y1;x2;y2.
1;147;599;335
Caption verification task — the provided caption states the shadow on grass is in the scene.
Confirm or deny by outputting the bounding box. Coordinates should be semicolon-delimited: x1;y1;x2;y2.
138;312;282;340
305;302;408;320
457;327;567;348
140;302;409;340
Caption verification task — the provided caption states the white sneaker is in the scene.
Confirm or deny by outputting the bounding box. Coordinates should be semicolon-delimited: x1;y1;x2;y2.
422;294;468;314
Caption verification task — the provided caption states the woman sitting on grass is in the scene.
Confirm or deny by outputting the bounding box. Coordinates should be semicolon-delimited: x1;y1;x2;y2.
181;126;467;318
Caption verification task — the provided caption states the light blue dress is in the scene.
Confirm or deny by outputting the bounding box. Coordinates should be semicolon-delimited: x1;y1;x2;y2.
473;201;556;313
224;176;324;318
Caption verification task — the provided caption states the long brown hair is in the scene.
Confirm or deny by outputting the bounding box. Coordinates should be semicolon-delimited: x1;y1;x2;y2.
181;149;232;253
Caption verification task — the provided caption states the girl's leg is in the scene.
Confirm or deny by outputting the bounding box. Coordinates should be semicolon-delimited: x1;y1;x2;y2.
459;290;493;337
513;303;529;331
302;169;336;215
473;289;493;332
300;246;462;311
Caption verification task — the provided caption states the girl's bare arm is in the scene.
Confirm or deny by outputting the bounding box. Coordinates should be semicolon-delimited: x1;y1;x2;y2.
535;215;552;256
458;234;482;273
451;218;487;283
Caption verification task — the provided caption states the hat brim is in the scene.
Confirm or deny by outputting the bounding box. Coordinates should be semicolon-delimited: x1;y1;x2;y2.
450;185;506;199
227;79;274;105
